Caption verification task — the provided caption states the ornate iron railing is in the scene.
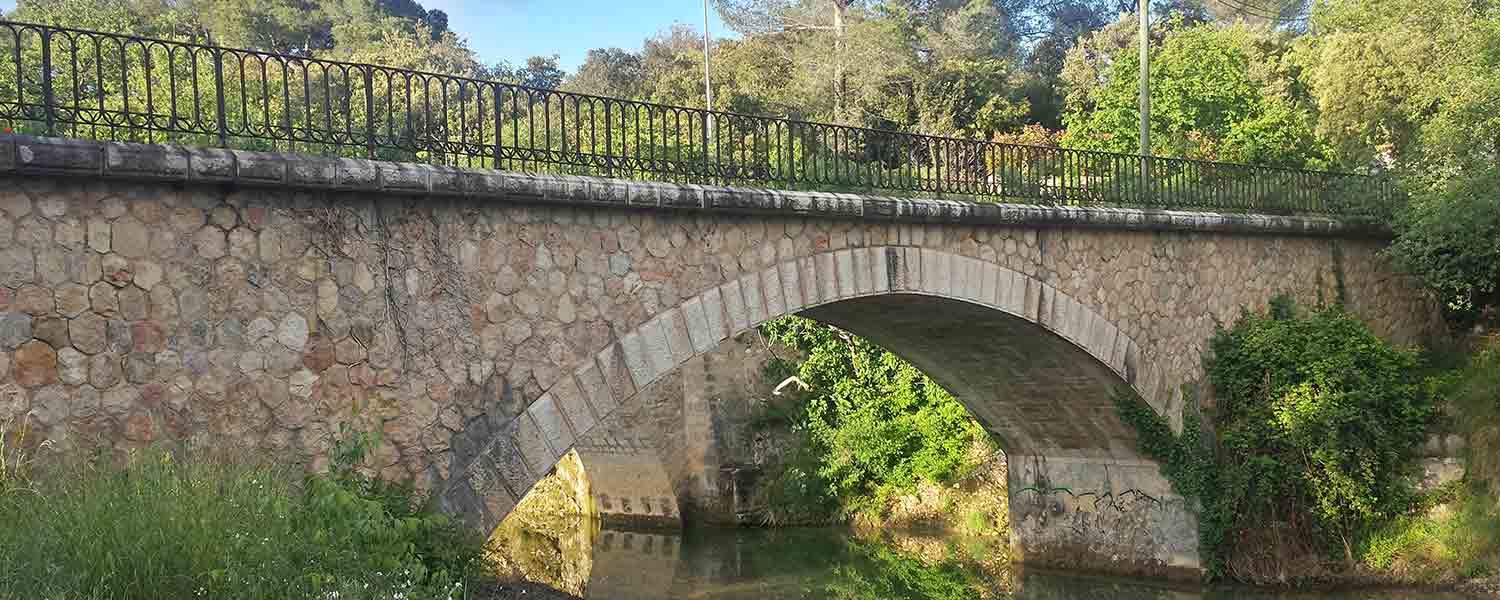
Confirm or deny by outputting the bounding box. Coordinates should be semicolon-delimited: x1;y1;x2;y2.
0;19;1393;215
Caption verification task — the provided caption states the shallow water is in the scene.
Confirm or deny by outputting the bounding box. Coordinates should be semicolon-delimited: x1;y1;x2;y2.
489;521;1475;599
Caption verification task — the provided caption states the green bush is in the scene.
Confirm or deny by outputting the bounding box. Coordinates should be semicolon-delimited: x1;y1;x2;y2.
1208;298;1433;571
757;316;991;521
1389;170;1500;323
0;423;488;600
1121;298;1435;581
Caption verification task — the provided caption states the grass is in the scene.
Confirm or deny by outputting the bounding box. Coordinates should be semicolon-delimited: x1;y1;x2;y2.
1356;338;1500;585
0;418;492;600
1359;483;1500;583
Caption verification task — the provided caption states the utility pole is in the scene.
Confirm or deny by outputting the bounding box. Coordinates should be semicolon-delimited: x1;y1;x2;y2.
703;0;714;112
1138;0;1151;198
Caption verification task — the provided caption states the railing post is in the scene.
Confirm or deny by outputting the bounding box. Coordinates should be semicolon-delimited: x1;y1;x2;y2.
40;27;54;136
212;49;227;148
493;83;504;171
363;67;375;159
1139;154;1151;207
702;110;712;184
603;99;613;178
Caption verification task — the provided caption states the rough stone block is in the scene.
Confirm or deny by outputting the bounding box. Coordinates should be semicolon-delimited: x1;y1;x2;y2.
1111;330;1131;377
918;248;938;294
1006;271;1029;318
18;136;100;175
231;149;286;183
527;393;575;457
582;352;626;416
639;314;674;382
894;247;916;291
514;412;561;475
105;142;187;180
872;246;891;293
0;136;15;173
797;255;820;306
482;429;538;499
427;165;463;195
980;258;999;307
287;155;337;187
551;374;597;438
699;287;728;344
850;247;873;296
740;272;767;326
681;297;714;354
815;251;837;302
661;308;694;365
721;279;748;334
586;178;628;206
833;249;855;299
618;331;651;393
379;162;430;193
965;256;985;303
777;260;803;312
761;268;786;319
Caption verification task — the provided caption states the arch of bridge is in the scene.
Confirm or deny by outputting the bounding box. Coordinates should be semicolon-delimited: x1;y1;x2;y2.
443;245;1154;533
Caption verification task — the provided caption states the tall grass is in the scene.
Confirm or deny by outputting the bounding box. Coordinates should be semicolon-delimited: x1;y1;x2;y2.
1357;340;1500;583
0;424;489;600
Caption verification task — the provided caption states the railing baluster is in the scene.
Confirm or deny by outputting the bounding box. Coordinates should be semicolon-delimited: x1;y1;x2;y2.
40;26;54;136
213;48;226;147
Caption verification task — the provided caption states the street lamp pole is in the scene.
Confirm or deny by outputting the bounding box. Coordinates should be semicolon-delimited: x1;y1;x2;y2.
703;0;714;112
1138;0;1151;198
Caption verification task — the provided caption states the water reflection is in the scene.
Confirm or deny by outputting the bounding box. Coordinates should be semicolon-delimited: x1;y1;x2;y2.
488;520;1470;600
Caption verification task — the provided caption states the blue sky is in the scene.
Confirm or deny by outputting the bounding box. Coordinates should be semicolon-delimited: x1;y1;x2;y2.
0;0;731;73
426;0;733;72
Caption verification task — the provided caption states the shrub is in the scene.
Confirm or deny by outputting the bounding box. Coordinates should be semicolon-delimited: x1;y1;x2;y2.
1122;298;1435;581
1205;298;1433;574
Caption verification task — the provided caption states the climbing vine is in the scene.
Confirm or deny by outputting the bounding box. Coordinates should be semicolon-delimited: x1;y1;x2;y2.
1113;388;1227;577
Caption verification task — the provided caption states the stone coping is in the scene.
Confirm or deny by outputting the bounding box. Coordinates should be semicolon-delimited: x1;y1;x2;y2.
0;134;1388;237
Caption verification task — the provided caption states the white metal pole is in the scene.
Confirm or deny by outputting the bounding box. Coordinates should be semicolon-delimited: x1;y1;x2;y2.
703;0;714;111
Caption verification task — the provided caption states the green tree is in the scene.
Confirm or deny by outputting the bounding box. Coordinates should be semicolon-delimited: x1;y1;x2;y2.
759;317;990;519
1062;21;1328;167
1304;0;1500;318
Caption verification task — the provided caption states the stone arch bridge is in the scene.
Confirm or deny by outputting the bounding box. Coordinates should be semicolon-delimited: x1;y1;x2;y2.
0;136;1443;578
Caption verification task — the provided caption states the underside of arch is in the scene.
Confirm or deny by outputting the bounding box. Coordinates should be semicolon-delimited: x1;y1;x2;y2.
801;293;1145;460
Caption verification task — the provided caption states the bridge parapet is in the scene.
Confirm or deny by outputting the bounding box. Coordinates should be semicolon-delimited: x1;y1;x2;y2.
1;135;1387;237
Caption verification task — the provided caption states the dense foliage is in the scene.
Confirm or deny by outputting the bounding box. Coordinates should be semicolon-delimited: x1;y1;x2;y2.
1121;298;1436;581
0;420;489;600
756;316;991;522
1063;22;1327;167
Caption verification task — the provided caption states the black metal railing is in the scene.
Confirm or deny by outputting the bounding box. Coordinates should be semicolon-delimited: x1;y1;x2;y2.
0;19;1393;215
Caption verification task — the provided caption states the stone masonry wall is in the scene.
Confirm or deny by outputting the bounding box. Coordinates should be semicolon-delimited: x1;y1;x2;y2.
0;170;1443;490
0;138;1445;549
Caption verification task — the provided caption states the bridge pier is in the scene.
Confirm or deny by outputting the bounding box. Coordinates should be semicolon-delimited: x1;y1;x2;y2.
1008;454;1199;579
